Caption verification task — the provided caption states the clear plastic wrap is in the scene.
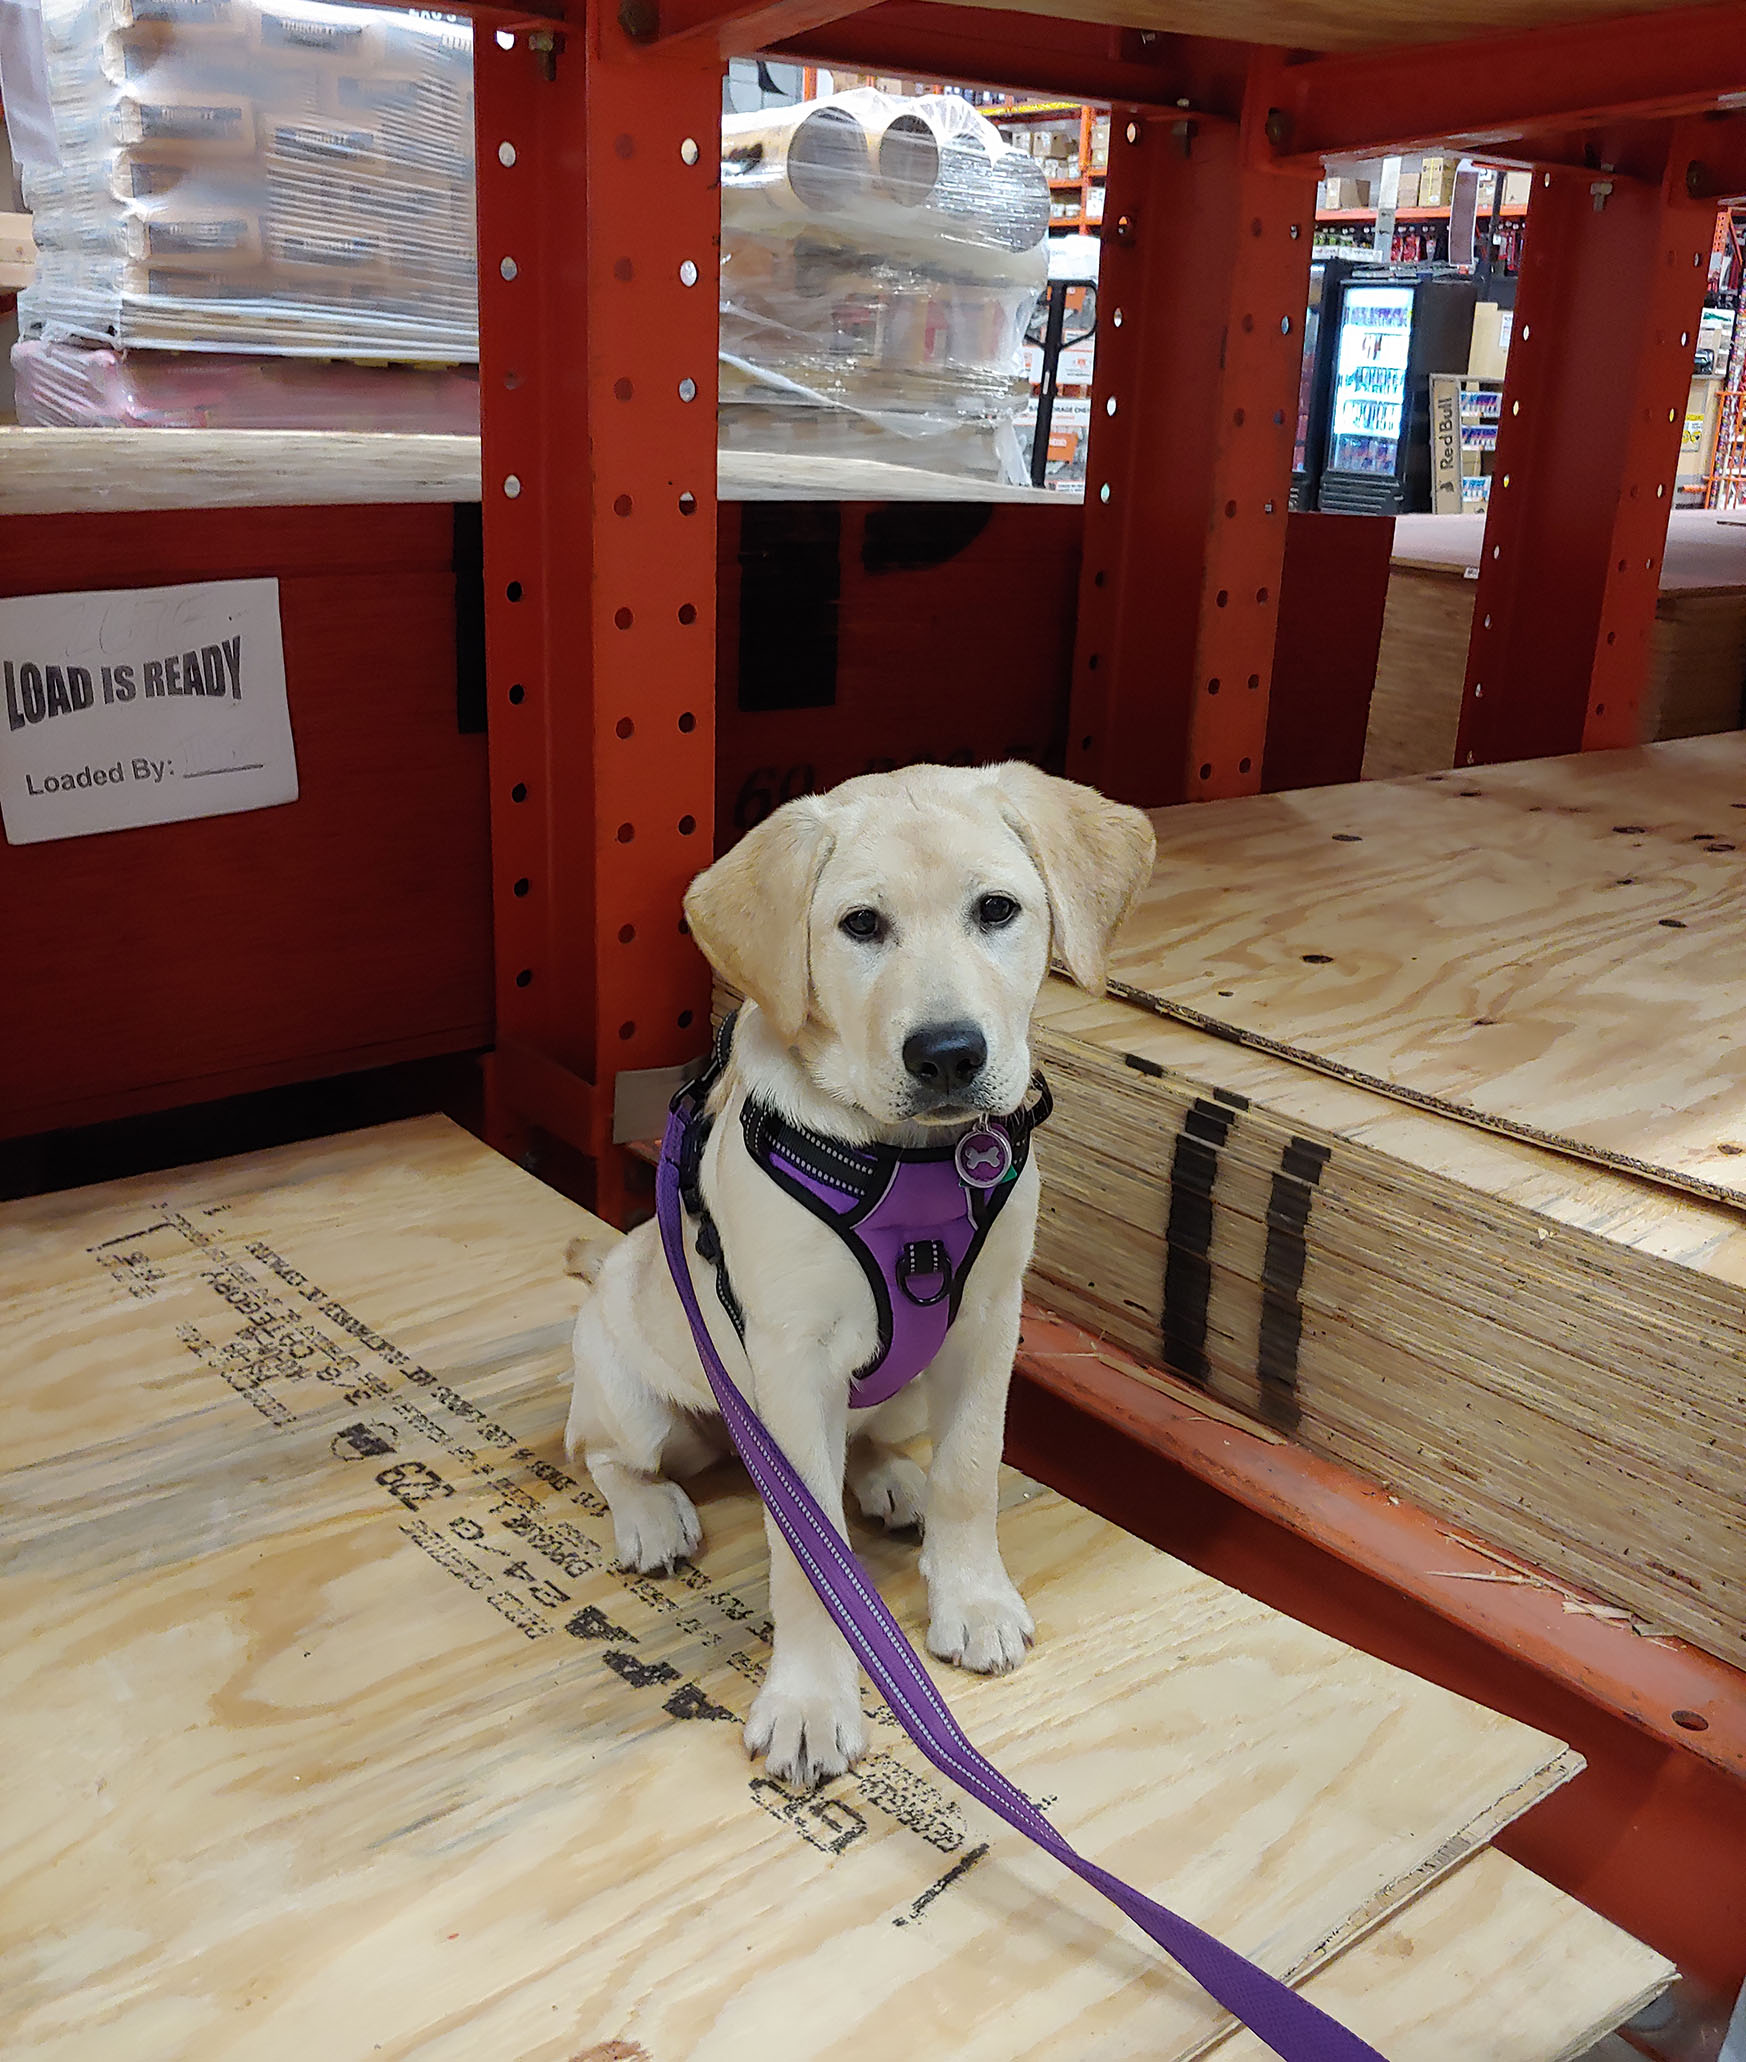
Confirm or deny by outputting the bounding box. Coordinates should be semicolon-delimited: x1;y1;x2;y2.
20;0;476;362
720;89;1050;485
12;334;480;427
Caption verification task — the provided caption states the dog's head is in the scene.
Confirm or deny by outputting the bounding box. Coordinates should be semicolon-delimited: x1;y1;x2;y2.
683;763;1155;1127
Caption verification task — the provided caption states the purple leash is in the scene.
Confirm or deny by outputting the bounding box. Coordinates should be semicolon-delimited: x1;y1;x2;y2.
657;1098;1390;2062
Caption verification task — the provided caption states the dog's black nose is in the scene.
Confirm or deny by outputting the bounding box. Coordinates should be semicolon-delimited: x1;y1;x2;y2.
903;1021;987;1094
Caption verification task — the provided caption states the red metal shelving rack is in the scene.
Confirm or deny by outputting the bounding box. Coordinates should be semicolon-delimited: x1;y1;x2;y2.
167;0;1746;2004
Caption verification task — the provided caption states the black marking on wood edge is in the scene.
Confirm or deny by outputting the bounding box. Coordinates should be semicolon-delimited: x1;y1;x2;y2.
893;1842;992;1926
1255;1136;1327;1432
1161;1097;1236;1385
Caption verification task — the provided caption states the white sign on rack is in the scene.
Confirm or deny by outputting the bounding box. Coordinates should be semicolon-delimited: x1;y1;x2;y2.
0;576;296;845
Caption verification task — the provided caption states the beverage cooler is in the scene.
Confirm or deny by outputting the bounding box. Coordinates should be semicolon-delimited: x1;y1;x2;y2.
1289;257;1357;512
1315;270;1480;515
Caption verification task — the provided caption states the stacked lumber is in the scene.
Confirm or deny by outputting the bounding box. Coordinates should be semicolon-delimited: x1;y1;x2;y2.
1;1118;1669;2055
1028;735;1746;1665
1363;511;1746;779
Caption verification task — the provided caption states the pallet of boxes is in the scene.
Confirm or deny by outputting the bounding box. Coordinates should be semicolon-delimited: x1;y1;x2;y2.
718;89;1051;486
15;0;478;430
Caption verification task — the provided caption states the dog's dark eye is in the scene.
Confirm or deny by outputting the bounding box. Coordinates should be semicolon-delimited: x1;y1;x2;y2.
976;893;1020;930
840;907;885;943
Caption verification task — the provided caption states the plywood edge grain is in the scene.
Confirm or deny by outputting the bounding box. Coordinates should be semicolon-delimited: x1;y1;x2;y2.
0;428;1071;512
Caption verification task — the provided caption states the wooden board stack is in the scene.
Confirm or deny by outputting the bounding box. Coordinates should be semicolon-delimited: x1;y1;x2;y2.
1028;736;1746;1667
2;1119;1669;2056
1364;511;1746;779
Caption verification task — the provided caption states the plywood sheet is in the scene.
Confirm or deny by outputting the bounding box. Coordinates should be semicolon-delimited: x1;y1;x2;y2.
1;1119;1581;2060
1392;510;1746;592
1110;735;1746;1205
948;0;1719;52
1208;1849;1672;2062
1027;977;1746;1660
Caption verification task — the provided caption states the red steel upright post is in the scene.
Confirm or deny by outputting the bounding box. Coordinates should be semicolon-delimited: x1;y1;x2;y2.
1069;61;1317;809
474;9;722;1220
1456;129;1718;764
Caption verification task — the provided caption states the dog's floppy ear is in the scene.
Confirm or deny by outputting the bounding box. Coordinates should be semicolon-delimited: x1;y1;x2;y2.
682;796;836;1043
989;763;1155;995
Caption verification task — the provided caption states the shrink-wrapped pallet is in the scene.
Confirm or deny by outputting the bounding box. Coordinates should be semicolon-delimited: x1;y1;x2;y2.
18;0;476;364
720;89;1049;485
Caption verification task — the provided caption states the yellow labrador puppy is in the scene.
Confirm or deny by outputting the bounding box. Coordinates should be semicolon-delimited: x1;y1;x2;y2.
565;762;1154;1786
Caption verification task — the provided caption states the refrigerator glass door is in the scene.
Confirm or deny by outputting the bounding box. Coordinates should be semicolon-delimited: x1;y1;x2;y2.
1327;283;1413;477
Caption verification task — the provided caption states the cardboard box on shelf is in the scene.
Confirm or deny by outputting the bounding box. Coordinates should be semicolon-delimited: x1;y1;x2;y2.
1468;302;1512;381
1417;154;1454;205
1395;169;1420;207
1318;175;1370;209
1502;170;1533;209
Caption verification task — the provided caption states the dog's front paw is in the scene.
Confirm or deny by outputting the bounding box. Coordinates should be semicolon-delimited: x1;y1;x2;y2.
927;1583;1034;1675
746;1678;868;1788
609;1477;702;1574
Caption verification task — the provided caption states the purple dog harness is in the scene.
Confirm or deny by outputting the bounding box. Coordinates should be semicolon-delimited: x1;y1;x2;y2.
677;1012;1050;1410
659;1027;1386;2062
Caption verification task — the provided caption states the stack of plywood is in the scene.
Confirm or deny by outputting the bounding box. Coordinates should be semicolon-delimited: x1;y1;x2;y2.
1364;511;1746;779
1028;735;1746;1669
2;1118;1669;2057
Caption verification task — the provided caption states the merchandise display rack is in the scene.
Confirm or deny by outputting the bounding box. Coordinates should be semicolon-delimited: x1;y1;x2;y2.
7;0;1746;2017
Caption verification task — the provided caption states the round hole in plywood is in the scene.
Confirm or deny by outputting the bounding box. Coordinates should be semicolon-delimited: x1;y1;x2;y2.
617;822;635;843
1247;672;1260;690
511;781;528;803
1215;589;1229;607
678;602;698;625
498;141;517;167
500;256;518;281
1207;678;1221;695
679;491;697;515
619;923;636;943
506;580;523;602
614;494;633;518
616;717;634;738
679;710;697;732
1673;1709;1710;1730
614;377;633;401
679;814;697;836
515;967;533;987
679;1009;695;1029
680;137;700;165
514;877;530;897
619;1021;636;1040
508;683;525;704
1239;756;1252;773
1199;762;1213;781
679;377;698;402
615;606;633;630
679;259;699;286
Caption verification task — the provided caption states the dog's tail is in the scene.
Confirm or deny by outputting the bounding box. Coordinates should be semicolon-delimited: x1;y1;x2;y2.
563;1233;615;1287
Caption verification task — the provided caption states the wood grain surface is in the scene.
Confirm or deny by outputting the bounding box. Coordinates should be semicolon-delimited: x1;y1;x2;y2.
0;428;1064;512
2;1118;1607;2060
941;0;1718;50
1207;1848;1671;2062
1111;735;1746;1205
1028;978;1746;1662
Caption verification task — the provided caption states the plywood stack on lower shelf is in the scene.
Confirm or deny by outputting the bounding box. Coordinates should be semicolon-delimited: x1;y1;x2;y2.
1365;510;1746;778
1028;735;1746;1669
1;1118;1669;2057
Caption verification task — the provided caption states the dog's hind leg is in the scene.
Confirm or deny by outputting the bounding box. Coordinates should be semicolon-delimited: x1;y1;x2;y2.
566;1295;703;1575
845;1433;927;1531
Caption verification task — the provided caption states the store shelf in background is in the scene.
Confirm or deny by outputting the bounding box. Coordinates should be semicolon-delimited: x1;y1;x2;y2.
1316;204;1529;222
